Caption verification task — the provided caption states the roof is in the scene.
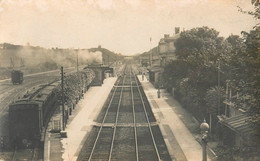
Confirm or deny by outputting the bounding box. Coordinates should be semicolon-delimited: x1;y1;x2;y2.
159;33;180;43
219;114;257;136
11;81;59;105
148;66;164;72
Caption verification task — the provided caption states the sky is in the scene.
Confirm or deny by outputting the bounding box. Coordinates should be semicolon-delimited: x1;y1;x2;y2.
0;0;258;55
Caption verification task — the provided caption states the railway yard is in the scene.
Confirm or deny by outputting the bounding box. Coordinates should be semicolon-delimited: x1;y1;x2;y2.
0;68;74;141
1;1;259;160
0;67;77;160
0;62;210;161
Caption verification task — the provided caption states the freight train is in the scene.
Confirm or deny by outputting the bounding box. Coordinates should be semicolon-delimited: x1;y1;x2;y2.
9;69;95;148
9;81;60;148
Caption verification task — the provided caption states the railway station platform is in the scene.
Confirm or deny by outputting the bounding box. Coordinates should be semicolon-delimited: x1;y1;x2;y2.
43;77;117;161
44;74;215;161
137;75;213;161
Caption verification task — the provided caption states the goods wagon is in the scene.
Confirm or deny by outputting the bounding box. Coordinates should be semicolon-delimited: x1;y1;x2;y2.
9;69;95;148
9;81;59;148
11;70;23;84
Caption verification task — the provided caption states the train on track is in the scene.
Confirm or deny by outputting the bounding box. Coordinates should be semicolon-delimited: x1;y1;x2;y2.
11;70;23;84
9;69;95;149
9;81;60;148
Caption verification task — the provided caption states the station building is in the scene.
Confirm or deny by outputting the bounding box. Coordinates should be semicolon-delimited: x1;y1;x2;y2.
148;27;181;87
84;64;113;86
217;92;259;160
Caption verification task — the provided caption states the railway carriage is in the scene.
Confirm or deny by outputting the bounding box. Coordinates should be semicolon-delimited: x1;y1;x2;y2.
9;68;95;149
9;81;59;148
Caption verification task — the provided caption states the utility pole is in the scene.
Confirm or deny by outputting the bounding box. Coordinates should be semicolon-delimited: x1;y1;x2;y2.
61;66;65;130
157;72;161;98
10;56;15;69
225;81;229;116
150;37;153;67
217;60;220;115
108;55;110;66
77;52;79;73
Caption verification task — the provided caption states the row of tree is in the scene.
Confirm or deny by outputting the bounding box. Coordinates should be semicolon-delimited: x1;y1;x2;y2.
53;68;95;106
161;25;259;160
160;2;259;160
163;25;259;123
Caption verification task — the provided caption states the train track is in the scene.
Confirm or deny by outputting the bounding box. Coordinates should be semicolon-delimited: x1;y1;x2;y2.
133;68;161;161
0;67;76;113
77;63;171;161
0;67;78;160
87;66;126;161
11;146;38;161
130;67;139;161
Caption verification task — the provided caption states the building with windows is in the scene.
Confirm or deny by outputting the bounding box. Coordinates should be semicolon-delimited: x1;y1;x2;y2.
148;28;181;87
217;87;259;160
157;29;180;67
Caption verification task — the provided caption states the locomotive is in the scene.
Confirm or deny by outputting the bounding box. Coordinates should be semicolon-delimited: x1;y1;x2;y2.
9;81;60;148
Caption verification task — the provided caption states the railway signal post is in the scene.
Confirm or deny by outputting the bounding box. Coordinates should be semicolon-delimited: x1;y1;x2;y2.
61;66;65;131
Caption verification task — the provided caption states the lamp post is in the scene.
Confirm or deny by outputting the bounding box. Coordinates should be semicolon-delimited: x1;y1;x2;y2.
200;119;209;161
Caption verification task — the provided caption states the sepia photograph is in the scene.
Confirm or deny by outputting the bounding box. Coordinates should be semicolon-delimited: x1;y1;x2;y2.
0;0;259;160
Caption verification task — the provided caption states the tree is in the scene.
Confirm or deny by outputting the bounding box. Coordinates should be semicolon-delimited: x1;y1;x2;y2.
169;27;230;119
205;86;225;115
235;1;260;125
162;59;189;90
231;28;260;126
205;86;226;133
174;26;226;65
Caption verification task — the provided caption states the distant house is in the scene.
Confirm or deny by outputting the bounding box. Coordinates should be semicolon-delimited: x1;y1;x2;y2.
138;47;158;67
147;28;181;87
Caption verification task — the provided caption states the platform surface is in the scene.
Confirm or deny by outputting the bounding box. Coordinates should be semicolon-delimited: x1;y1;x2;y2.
44;75;211;161
138;75;211;161
44;77;116;161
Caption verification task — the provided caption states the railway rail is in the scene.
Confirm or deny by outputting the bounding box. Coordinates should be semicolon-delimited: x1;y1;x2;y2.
133;67;161;161
0;67;83;160
87;66;126;161
130;68;139;161
11;146;38;161
77;63;171;161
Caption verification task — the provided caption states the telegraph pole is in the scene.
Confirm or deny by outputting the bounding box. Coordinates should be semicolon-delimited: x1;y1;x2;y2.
108;55;110;66
150;37;153;67
77;52;79;73
217;60;220;115
61;66;65;130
